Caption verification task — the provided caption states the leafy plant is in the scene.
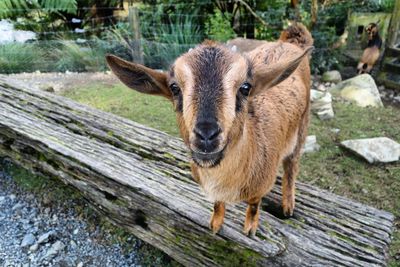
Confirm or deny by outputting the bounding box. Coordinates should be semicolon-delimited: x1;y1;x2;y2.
0;0;77;19
205;8;236;42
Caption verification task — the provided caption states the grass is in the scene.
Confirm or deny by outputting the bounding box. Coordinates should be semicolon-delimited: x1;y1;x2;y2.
62;83;400;265
63;83;179;136
0;43;49;73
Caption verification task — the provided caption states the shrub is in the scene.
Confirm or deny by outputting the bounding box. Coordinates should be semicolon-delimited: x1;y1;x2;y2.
205;8;236;42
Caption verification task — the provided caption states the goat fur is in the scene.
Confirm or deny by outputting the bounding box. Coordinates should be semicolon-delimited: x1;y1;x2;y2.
106;23;313;235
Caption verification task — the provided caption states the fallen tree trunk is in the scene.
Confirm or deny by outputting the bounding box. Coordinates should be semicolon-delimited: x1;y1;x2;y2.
0;78;394;266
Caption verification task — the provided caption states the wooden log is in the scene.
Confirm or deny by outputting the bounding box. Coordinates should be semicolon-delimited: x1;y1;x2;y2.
0;78;394;266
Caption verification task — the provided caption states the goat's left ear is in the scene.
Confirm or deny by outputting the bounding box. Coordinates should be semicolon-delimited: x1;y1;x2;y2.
251;46;313;96
106;54;172;100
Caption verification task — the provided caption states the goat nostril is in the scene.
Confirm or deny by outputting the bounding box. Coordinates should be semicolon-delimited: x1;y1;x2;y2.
194;123;221;142
208;128;221;141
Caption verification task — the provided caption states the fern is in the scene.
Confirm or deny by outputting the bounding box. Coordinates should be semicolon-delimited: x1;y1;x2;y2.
0;0;77;18
40;0;77;13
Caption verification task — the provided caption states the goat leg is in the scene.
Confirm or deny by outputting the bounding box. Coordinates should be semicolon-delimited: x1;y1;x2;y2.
210;201;225;234
243;199;261;236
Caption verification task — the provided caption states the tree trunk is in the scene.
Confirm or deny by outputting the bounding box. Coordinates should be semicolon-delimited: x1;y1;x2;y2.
0;79;394;267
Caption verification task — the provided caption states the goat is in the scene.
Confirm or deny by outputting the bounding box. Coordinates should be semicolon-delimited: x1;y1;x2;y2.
106;23;313;235
357;22;382;74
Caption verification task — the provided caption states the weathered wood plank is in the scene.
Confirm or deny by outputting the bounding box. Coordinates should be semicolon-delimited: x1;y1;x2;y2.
0;78;395;266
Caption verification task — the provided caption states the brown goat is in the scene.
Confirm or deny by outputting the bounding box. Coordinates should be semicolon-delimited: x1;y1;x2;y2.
106;24;313;235
357;22;382;74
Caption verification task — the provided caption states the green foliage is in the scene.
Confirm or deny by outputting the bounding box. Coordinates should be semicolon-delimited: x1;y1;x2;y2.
139;11;204;69
0;42;51;73
205;9;236;42
0;0;77;19
52;39;108;72
310;26;341;74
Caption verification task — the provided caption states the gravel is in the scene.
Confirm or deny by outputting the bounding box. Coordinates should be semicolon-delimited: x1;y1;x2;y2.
0;160;148;267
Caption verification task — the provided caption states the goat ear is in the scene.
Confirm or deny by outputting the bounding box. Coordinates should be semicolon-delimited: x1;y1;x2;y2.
106;54;172;100
251;46;313;96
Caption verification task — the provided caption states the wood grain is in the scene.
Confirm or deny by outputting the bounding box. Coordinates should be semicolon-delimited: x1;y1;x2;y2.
0;78;394;266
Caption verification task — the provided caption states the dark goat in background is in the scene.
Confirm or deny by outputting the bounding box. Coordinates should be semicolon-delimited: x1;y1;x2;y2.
357;22;382;74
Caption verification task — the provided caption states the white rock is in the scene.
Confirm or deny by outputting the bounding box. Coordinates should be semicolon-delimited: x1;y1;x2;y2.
43;241;65;260
322;70;342;83
302;135;320;153
77;262;84;267
21;233;36;248
29;243;39;252
330;74;383;107
317;84;326;91
310;89;334;120
341;137;400;163
0;20;36;44
37;230;56;244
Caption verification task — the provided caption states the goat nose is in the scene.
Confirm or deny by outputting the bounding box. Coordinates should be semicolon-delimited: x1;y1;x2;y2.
194;121;221;148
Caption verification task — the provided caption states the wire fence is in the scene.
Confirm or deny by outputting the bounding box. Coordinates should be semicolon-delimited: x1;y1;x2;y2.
0;4;331;74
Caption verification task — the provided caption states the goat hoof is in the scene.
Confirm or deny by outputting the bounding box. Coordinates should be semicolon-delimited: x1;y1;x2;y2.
282;196;295;217
283;207;294;218
209;217;223;234
243;222;258;237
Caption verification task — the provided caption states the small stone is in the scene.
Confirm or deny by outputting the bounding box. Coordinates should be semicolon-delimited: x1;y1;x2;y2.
12;203;24;211
73;228;79;235
43;241;65;260
322;70;342;83
310;90;334;120
341;137;400;163
29;243;39;252
21;233;36;248
317;84;326;91
330;128;340;134
37;230;56;244
302;135;320;153
0;196;5;203
77;262;84;267
70;240;77;249
38;84;55;93
9;194;16;200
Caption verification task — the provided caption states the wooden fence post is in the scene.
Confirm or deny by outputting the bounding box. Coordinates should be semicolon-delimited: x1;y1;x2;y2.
387;0;400;47
128;6;144;64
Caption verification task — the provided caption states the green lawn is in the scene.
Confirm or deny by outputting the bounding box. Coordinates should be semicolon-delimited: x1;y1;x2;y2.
62;83;400;266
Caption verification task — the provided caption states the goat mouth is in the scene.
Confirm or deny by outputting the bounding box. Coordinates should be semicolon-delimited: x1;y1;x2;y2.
191;147;226;168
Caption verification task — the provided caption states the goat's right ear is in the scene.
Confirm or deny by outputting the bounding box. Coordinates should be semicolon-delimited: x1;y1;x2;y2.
251;46;313;96
106;54;172;100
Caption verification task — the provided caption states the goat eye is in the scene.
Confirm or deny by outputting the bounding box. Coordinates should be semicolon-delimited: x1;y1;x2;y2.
169;83;180;96
239;82;252;96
